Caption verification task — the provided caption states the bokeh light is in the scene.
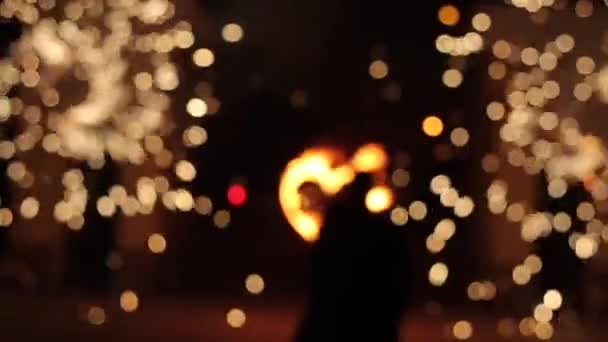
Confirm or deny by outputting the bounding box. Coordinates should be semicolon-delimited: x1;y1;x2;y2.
227;184;248;207
429;262;449;287
422;116;444;137
148;234;167;254
245;274;265;295
438;5;460;26
226;308;246;328
120;290;139;313
222;23;244;43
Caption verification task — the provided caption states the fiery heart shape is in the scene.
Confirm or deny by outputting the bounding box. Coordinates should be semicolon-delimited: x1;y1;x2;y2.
278;143;393;242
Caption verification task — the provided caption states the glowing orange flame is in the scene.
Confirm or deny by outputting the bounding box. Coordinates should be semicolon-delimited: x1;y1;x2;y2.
365;185;394;213
279;144;391;242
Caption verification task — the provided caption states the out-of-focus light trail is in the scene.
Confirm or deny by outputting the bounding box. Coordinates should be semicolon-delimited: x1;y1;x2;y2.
279;144;390;242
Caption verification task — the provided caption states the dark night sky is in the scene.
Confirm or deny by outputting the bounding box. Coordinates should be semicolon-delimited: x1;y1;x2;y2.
3;2;608;341
173;0;489;296
0;0;499;297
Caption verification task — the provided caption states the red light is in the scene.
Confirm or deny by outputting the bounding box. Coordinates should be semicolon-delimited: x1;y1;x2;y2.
227;184;247;207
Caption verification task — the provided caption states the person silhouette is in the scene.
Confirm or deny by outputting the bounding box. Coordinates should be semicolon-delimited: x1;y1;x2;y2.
295;173;410;341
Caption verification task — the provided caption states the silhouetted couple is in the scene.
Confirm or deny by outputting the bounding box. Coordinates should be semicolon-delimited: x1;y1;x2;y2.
296;174;410;341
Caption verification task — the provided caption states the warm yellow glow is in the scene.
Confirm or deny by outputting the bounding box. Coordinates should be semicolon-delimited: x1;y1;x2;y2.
279;149;352;242
443;69;463;88
134;72;153;91
245;274;265;295
222;23;244;43
524;254;543;274
187;98;208;117
539;53;558;71
20;197;39;219
279;145;389;242
438;5;460;26
519;317;537;337
534;304;553;323
574;83;593;102
575;235;597;259
148;233;167;254
365;186;394;213
409;201;428;221
109;186;128;205
472;12;491;32
0;208;14;227
435;219;456;240
535;322;554;340
175;160;197;181
556;34;575;53
0;97;11;119
390;207;409;226
543;289;563;311
429;262;449;286
450;127;470;147
513;265;531;285
193;48;215;67
423;115;444;137
351;143;388;173
175;189;194;212
96;196;116;217
430;175;452;195
369;60;389;79
521;47;539;66
183;126;208;147
454;196;475;218
453;321;473;340
54;201;72;223
67;214;84;231
120;290;139;312
486;101;505;121
492;40;512;59
576;202;595;221
226;308;246;328
7;161;26;182
576;56;595;75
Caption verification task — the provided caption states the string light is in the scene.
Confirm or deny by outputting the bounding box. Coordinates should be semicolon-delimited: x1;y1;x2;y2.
120;290;140;313
369;60;389;80
429;262;449;287
226;308;246;328
422;115;444;137
438;5;460;26
148;234;167;254
193;48;215;67
245;274;265;295
365;186;393;213
222;23;244;43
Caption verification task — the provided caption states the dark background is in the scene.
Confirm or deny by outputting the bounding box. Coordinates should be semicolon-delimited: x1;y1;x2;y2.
0;0;604;341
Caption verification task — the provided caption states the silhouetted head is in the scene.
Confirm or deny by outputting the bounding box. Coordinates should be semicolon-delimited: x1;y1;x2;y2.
330;173;374;211
298;181;327;212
